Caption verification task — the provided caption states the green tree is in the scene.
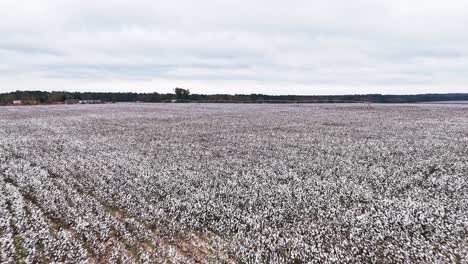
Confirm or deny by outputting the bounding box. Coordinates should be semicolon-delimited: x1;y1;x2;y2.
174;88;190;100
47;92;66;103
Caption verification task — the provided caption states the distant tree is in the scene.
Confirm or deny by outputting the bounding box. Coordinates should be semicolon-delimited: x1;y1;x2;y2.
2;90;468;105
174;88;190;100
47;92;66;103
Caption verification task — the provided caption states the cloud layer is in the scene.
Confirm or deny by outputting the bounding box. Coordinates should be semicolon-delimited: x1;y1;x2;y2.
1;0;468;94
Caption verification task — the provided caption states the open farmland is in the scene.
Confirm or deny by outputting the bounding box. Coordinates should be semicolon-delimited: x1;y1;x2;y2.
0;103;467;263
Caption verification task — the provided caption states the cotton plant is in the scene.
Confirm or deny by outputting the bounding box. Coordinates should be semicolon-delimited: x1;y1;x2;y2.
0;103;467;263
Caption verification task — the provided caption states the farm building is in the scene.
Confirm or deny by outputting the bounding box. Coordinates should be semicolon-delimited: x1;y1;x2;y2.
79;100;102;104
12;100;37;105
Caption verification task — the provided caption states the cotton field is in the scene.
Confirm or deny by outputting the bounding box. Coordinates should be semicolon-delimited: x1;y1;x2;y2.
0;103;467;263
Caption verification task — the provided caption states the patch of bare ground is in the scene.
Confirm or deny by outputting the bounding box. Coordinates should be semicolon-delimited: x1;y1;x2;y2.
104;204;234;263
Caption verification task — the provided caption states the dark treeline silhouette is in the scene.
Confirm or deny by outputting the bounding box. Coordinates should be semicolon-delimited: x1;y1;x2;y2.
1;89;468;105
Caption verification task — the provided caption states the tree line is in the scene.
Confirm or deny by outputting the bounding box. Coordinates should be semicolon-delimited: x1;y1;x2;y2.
1;89;468;105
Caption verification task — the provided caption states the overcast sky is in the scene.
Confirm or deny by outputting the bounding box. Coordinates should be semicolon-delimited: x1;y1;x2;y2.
1;0;468;95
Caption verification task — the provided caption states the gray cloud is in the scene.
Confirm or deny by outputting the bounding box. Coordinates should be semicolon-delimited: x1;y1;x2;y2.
1;0;468;94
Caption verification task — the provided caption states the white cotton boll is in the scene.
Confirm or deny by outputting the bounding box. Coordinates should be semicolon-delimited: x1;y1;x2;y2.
1;103;467;262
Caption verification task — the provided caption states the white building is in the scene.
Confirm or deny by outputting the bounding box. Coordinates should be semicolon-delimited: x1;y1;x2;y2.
78;100;102;104
12;100;37;105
